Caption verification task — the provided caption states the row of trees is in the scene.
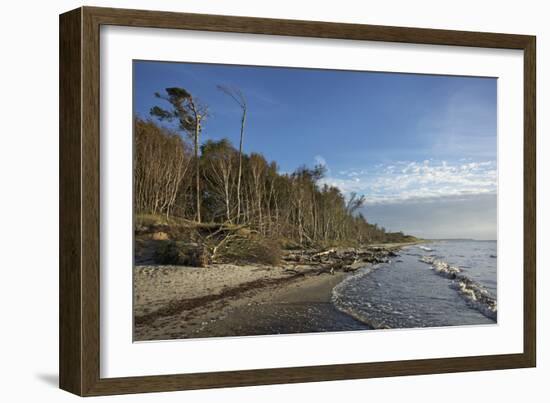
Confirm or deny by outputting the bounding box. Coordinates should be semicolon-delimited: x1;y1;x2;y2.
134;86;406;246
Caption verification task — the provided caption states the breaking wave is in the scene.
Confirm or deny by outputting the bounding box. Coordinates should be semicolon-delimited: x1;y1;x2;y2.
419;255;497;321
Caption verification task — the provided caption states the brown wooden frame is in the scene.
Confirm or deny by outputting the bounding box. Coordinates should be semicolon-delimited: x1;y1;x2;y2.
59;6;536;396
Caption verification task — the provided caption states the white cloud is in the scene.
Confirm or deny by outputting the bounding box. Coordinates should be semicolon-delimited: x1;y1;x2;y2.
320;159;497;205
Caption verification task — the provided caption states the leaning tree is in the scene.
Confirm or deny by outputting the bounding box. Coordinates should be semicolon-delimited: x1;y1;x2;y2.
150;87;208;222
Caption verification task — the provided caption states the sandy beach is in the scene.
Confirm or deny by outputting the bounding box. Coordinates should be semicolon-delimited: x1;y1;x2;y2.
133;244;415;341
134;264;362;340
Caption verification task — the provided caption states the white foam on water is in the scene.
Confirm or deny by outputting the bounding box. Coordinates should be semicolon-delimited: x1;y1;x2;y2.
419;255;497;321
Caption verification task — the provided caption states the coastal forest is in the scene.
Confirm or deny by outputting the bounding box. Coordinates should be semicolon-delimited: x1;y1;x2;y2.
134;86;415;266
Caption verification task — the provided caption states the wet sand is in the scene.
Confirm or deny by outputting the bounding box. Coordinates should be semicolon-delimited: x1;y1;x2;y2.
197;271;370;338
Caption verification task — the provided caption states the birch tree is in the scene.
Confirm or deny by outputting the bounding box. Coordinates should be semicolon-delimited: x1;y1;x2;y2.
217;85;247;223
201;139;237;223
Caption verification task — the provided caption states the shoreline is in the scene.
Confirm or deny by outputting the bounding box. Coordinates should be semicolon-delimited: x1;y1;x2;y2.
134;242;416;341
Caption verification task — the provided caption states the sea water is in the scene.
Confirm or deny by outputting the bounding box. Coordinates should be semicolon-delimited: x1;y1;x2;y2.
332;240;497;329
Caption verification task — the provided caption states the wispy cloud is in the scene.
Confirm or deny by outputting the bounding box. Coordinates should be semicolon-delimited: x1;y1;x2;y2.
321;159;496;205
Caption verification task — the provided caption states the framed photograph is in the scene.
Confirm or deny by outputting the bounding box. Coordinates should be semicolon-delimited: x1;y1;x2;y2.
59;6;536;396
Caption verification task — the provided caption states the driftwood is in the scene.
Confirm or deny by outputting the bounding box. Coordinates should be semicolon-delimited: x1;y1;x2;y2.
210;233;239;263
280;246;399;277
311;249;336;258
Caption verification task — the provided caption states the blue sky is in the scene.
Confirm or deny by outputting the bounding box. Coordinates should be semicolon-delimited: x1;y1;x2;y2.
134;61;497;240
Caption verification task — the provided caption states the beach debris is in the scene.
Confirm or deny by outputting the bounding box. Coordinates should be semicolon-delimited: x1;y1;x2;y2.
311;249;336;258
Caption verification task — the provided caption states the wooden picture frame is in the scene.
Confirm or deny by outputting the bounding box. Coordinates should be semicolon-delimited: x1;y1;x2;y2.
59;6;536;396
